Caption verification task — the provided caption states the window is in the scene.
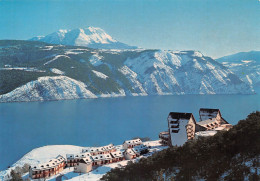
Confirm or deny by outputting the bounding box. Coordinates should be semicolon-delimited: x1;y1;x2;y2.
172;129;179;133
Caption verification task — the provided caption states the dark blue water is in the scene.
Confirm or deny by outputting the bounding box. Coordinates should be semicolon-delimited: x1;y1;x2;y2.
0;92;259;171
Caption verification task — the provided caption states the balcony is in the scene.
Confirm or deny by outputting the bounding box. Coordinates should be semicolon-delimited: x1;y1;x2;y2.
170;120;179;124
171;125;179;129
172;129;180;133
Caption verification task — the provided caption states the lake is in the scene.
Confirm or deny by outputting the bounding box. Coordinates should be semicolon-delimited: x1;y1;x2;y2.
0;91;259;171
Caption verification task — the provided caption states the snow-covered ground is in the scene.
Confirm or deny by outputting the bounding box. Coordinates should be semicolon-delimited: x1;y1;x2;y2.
0;76;97;102
0;67;45;72
0;140;167;181
50;68;65;75
92;70;108;79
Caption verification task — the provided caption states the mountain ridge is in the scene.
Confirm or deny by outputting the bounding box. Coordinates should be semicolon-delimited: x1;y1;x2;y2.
30;27;138;50
217;50;260;63
0;40;254;102
217;51;260;87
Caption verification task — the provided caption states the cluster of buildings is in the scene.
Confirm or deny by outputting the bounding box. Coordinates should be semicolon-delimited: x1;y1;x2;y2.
159;108;233;146
28;108;232;180
29;139;148;180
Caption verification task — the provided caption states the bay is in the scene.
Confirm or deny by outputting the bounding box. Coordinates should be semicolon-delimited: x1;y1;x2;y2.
0;91;259;171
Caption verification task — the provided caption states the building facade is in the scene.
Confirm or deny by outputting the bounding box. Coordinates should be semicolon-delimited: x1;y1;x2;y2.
197;108;232;130
159;108;233;147
92;153;113;166
29;155;65;179
74;157;93;174
123;138;142;149
159;131;170;145
110;150;125;162
82;144;116;156
124;149;137;160
66;153;92;167
168;112;197;146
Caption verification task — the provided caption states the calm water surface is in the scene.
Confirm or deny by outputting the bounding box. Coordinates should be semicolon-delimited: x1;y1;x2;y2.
0;92;259;170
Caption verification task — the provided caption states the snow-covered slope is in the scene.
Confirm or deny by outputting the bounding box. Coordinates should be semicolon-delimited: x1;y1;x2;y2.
122;50;253;95
0;76;97;102
217;51;260;87
30;27;137;49
0;141;165;181
0;40;254;102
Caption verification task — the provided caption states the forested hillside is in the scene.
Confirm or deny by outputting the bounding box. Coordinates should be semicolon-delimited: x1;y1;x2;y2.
0;40;254;102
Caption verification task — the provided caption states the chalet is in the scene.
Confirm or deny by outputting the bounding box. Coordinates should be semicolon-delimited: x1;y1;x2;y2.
132;144;149;156
123;138;142;149
82;144;116;156
92;153;113;166
66;153;91;167
124;149;137;160
159;131;170;145
29;155;65;179
168;112;197;146
110;150;125;162
74;157;93;174
197;108;232;130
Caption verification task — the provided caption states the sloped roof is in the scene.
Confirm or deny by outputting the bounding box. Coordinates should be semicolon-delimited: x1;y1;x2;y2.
199;108;221;121
197;118;217;126
168;112;193;120
110;150;124;158
199;108;220;113
124;149;136;156
195;124;207;132
132;144;148;154
92;153;112;161
82;144;115;153
31;155;65;171
123;138;142;145
79;157;93;164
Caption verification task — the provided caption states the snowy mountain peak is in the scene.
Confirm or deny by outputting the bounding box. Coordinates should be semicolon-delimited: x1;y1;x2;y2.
30;27;137;49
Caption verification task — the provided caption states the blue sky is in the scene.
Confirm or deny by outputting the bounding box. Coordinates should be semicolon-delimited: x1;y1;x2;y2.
0;0;259;58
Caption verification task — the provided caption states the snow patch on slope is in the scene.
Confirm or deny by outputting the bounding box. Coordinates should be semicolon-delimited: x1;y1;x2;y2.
50;68;65;75
89;54;103;66
44;55;70;65
99;89;126;98
0;76;97;102
119;66;147;96
92;70;108;79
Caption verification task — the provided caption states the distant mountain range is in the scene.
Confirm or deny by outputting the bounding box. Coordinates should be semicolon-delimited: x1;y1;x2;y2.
0;40;254;102
217;51;260;87
30;27;138;50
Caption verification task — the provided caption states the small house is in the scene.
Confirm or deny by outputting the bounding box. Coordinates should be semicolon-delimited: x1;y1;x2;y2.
29;155;65;179
123;138;142;149
132;144;149;156
92;153;113;166
82;144;116;156
124;149;137;160
74;157;93;174
110;150;125;162
66;153;91;167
